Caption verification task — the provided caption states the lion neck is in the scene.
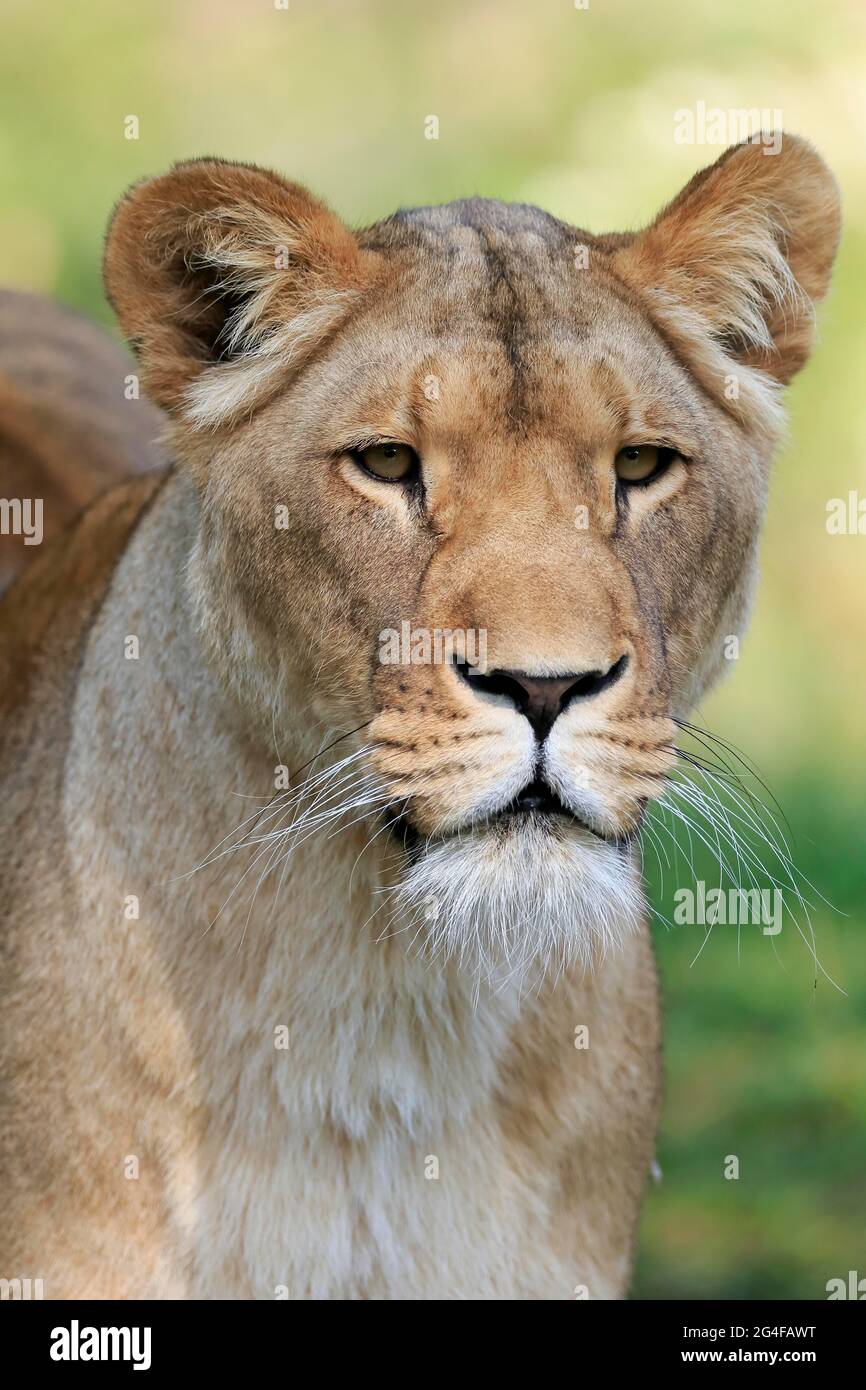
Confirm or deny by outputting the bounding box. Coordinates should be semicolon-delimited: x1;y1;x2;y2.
68;469;527;1137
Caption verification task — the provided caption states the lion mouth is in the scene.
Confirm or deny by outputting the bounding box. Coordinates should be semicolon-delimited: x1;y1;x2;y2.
500;776;573;818
387;776;622;853
489;777;613;842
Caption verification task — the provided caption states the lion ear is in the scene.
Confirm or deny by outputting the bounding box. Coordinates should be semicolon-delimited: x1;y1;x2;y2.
104;159;371;424
612;134;841;386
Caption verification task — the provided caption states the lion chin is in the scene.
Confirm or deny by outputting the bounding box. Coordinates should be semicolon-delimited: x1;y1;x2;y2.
390;815;645;986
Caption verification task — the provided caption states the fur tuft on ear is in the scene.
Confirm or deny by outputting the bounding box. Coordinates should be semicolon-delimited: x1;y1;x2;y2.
104;158;375;425
612;134;841;420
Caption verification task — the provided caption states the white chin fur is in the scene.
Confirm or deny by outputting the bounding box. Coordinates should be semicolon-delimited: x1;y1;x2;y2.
390;817;645;987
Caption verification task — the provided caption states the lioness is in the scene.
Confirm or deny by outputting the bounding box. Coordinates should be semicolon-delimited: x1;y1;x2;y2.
0;137;839;1299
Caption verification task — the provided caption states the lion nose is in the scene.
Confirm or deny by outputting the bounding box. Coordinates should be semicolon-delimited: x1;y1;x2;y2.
455;655;629;741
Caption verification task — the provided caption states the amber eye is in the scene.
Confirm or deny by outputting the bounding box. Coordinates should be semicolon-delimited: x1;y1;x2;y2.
614;444;671;484
354;442;419;483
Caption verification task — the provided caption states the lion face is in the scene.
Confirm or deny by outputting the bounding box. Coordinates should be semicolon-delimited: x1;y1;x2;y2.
105;141;839;975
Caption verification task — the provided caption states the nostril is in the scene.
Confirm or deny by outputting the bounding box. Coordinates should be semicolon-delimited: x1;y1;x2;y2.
562;652;629;708
454;651;630;740
453;660;529;710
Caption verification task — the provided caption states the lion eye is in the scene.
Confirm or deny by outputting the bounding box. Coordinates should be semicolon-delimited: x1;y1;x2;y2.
614;444;679;486
355;443;419;483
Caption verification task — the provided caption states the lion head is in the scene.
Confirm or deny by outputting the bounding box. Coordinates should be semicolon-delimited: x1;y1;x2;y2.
104;137;839;978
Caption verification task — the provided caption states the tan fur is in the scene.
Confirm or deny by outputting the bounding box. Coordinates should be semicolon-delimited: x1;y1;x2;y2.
0;291;164;591
0;137;839;1298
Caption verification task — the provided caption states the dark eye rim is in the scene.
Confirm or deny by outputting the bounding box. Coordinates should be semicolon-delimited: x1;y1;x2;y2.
348;442;421;486
615;445;683;489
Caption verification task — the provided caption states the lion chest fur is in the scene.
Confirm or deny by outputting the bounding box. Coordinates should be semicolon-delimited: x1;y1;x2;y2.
0;476;660;1299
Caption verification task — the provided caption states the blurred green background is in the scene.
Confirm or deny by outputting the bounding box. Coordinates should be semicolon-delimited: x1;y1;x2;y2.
2;0;863;1299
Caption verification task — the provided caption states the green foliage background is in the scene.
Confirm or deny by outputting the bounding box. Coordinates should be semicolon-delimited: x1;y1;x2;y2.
2;0;863;1299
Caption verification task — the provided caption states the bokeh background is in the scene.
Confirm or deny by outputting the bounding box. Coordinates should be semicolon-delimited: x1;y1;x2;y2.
2;0;863;1298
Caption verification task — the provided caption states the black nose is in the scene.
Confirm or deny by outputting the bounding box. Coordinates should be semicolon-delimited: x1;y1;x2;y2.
455;655;628;741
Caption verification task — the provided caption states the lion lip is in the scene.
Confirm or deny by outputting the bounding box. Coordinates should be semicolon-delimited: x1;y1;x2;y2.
385;779;628;852
504;777;566;816
494;779;627;848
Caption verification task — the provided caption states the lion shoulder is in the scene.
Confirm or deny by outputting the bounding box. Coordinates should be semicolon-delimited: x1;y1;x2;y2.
0;471;168;792
0;290;165;590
